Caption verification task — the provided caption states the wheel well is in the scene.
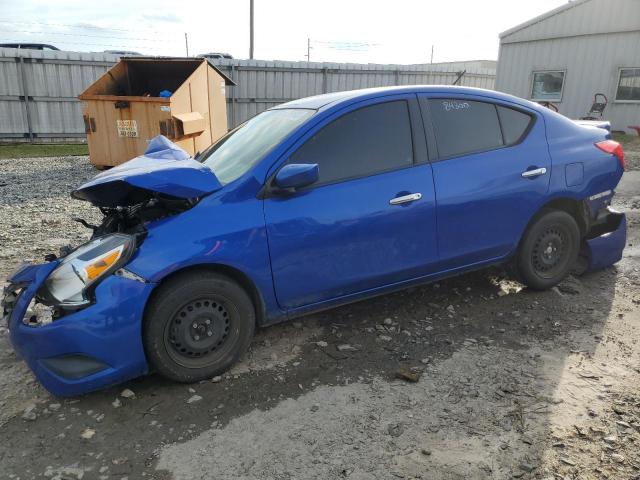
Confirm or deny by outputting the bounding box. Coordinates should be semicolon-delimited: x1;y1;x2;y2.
146;264;265;325
536;198;588;236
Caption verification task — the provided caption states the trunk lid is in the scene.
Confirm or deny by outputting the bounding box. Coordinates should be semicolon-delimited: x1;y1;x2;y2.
72;136;222;207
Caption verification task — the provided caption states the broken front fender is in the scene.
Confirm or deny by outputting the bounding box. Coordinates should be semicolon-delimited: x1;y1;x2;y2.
3;262;154;397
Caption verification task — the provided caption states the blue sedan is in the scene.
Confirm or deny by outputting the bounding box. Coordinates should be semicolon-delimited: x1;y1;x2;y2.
2;86;626;396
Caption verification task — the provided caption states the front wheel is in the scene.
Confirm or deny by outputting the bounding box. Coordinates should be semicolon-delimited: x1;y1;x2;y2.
517;210;580;290
143;271;255;383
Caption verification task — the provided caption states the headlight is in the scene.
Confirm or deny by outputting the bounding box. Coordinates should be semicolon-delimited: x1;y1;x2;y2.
40;234;135;306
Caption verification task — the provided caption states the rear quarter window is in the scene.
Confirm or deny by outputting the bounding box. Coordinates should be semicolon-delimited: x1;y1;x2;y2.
428;99;503;158
497;106;533;145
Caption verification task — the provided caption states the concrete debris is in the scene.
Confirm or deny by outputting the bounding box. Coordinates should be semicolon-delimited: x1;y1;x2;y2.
519;463;536;473
187;395;203;404
120;389;136;399
611;453;625;463
315;341;328;348
387;422;405;437
336;344;357;352
21;405;37;421
394;368;422;383
80;428;96;440
43;465;86;479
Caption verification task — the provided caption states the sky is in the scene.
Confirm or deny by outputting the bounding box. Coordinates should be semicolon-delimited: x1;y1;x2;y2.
0;0;569;64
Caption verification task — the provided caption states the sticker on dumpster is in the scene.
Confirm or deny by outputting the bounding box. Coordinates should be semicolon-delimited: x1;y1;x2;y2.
116;120;139;138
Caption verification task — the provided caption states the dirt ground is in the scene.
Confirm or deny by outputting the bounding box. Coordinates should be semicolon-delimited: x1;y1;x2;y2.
0;143;639;480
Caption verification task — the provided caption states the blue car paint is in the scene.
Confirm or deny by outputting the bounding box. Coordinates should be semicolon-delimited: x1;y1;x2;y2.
72;136;222;207
420;94;552;270
7;264;153;396
584;214;627;271
4;86;626;396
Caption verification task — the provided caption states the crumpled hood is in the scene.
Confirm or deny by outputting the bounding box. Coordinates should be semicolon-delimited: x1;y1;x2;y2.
72;136;222;207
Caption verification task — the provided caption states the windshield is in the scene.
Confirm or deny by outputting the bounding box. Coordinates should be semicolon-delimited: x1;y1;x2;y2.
200;108;314;184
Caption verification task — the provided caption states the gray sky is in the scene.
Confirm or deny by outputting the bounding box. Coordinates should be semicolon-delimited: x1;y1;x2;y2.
0;0;568;63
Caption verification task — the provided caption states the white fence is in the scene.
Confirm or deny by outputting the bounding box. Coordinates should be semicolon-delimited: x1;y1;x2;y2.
0;48;496;143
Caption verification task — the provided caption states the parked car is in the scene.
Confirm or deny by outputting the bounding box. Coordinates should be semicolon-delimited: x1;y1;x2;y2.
2;86;626;396
197;52;233;60
103;50;142;56
0;43;59;50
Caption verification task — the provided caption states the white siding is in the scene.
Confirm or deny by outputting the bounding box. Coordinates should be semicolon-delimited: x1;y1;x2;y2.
496;0;640;132
501;0;640;43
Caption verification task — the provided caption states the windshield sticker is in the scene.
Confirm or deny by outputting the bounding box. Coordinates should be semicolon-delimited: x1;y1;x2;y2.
442;100;470;112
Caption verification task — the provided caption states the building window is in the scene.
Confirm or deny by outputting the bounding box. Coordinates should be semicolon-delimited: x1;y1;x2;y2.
531;71;565;102
615;68;640;102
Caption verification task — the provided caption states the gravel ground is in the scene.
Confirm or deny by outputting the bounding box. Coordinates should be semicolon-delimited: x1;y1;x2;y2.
620;134;640;171
0;153;639;480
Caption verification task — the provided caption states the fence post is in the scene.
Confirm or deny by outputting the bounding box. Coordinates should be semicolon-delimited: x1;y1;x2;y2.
230;64;236;129
322;67;328;93
17;56;34;143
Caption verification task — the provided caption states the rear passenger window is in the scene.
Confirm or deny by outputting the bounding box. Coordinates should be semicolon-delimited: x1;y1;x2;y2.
428;99;503;158
497;106;533;145
290;101;413;185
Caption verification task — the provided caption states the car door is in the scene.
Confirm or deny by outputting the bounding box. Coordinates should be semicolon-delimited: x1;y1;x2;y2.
418;95;551;270
263;96;438;310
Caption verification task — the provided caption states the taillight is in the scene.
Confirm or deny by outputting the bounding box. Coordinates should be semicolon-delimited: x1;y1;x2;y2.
595;140;625;170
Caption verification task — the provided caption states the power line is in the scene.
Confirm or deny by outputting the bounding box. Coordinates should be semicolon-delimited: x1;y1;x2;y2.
0;37;170;51
0;19;166;34
0;27;178;43
314;40;380;47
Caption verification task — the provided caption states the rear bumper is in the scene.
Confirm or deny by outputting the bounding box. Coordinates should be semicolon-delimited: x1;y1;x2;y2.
3;262;153;397
582;210;626;272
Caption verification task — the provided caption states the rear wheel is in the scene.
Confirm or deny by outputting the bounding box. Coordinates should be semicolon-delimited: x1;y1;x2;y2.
144;271;255;382
517;210;580;290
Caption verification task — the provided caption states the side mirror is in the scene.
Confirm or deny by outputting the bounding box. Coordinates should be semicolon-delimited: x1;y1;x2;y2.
274;163;319;190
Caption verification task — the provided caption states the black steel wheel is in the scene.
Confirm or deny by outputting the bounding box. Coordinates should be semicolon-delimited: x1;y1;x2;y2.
165;297;234;368
517;210;580;290
144;271;255;382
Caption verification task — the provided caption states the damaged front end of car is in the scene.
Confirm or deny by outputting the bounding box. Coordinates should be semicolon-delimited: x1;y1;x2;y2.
1;136;223;396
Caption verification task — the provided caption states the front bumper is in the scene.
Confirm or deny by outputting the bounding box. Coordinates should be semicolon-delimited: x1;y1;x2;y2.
582;210;627;272
2;262;154;397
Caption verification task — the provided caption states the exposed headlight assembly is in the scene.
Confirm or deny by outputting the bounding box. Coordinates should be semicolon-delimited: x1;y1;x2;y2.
39;234;135;307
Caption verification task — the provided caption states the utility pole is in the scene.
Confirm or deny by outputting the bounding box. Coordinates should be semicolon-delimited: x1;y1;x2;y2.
305;38;311;62
249;0;254;59
430;44;434;64
184;32;189;56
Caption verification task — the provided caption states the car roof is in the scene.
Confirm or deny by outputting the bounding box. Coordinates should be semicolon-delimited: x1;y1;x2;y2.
0;43;60;50
272;85;540;112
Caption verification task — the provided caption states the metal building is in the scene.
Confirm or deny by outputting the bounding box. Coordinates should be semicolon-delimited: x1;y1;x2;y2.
495;0;640;133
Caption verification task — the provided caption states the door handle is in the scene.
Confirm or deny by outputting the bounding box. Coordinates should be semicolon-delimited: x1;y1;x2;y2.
521;167;547;178
389;193;422;205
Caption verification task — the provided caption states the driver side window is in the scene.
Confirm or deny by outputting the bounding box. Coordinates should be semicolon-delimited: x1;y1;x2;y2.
289;100;414;186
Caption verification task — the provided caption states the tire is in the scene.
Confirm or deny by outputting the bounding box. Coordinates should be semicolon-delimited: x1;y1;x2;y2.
517;210;580;290
143;271;255;383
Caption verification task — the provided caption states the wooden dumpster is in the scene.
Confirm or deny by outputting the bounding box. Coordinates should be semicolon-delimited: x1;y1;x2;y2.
78;57;236;168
